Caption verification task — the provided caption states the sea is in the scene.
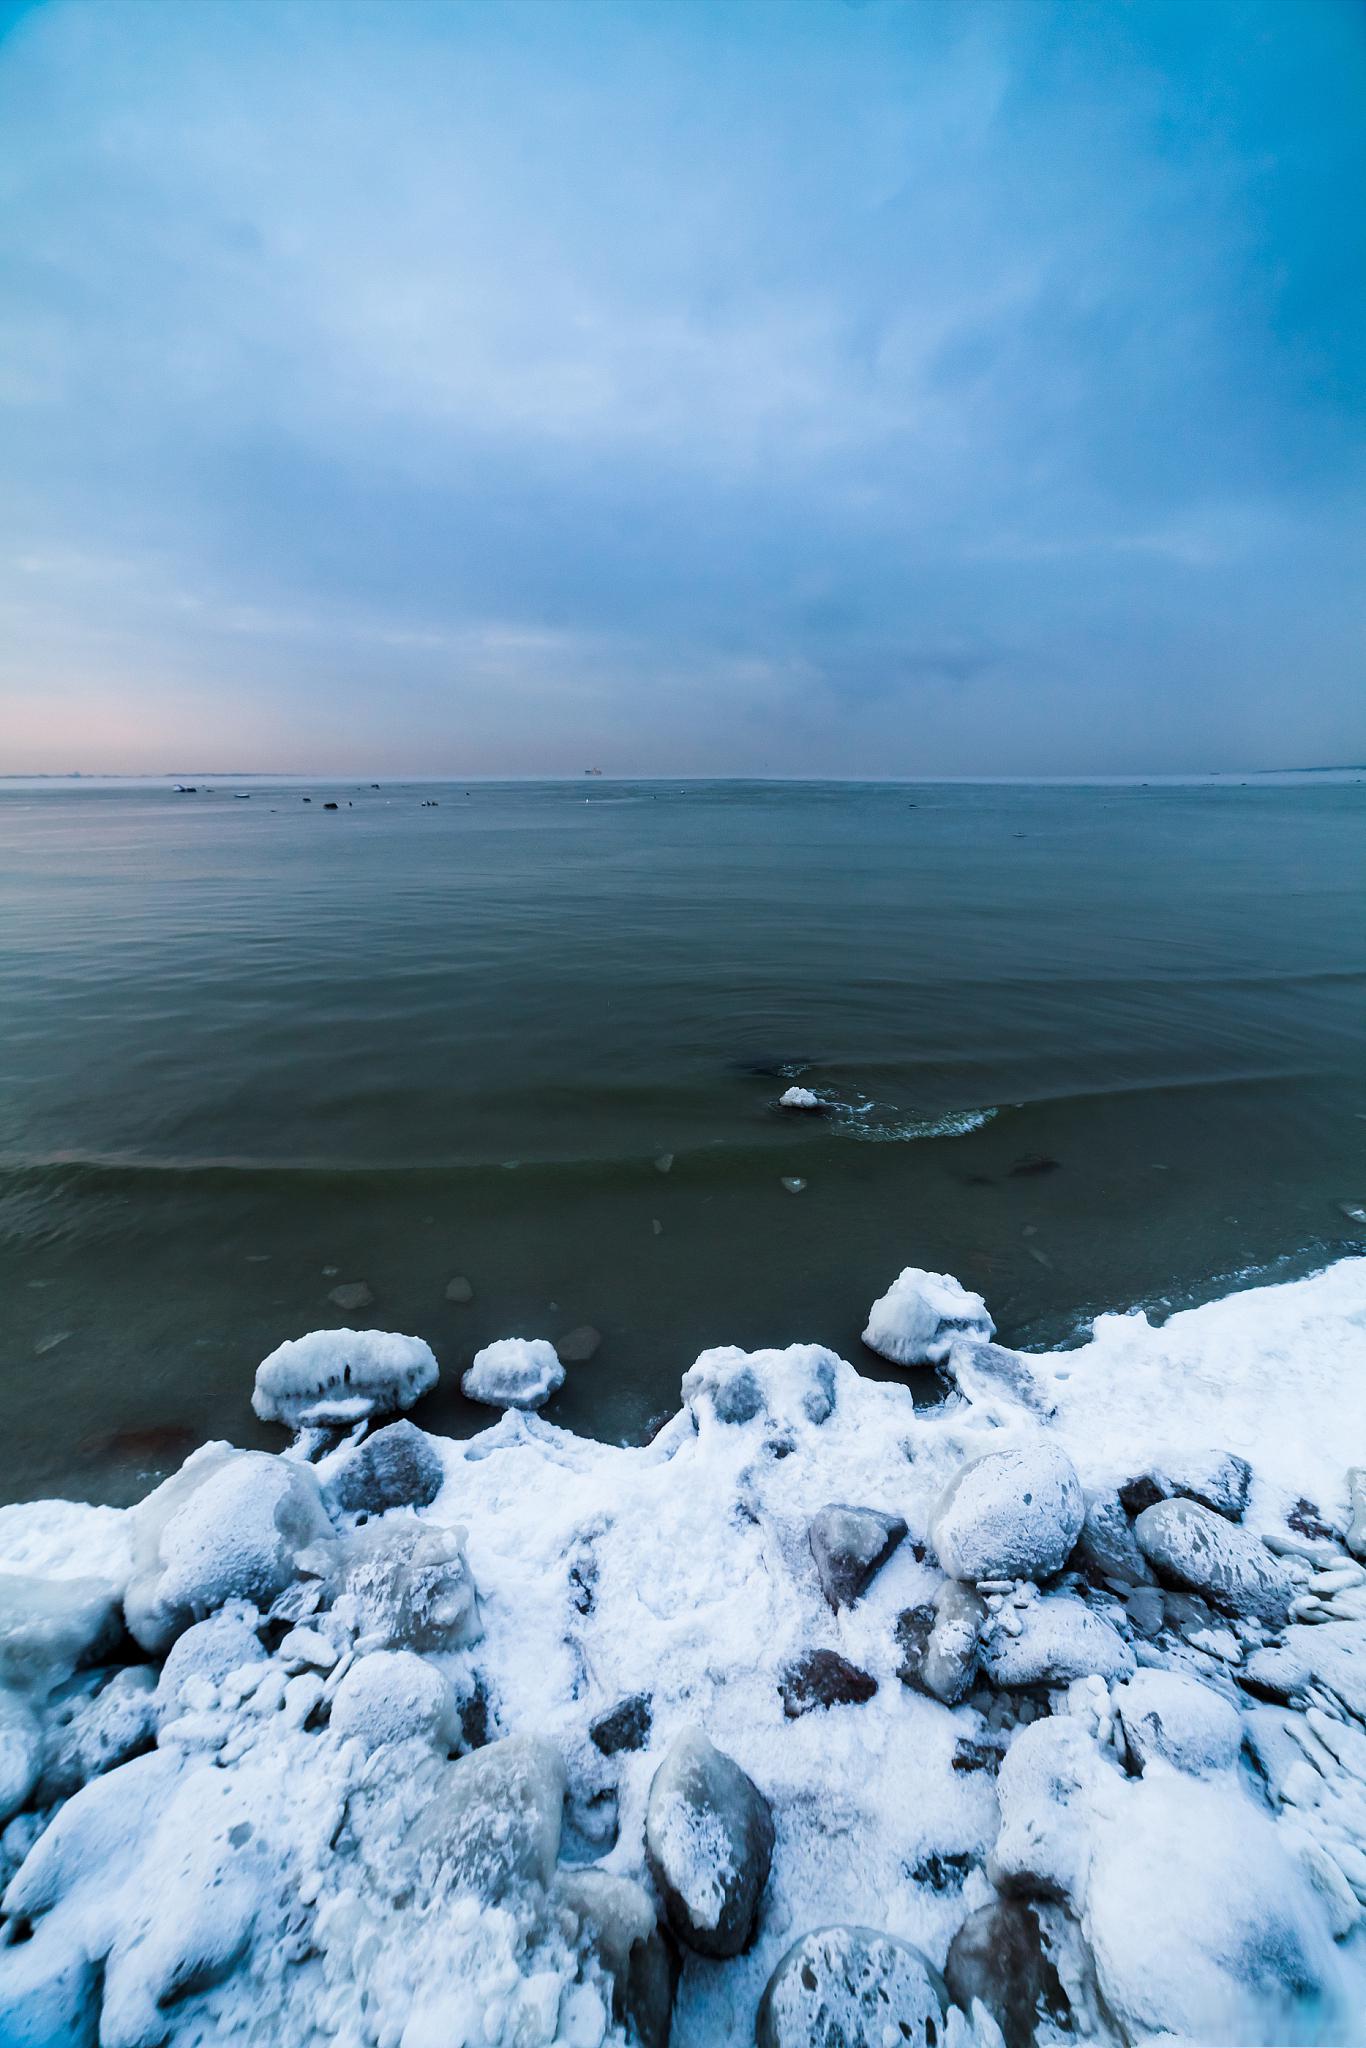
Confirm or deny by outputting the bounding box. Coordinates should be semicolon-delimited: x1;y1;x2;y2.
1;773;1362;1504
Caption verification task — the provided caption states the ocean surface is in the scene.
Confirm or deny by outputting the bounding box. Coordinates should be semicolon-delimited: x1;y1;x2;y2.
1;774;1363;1505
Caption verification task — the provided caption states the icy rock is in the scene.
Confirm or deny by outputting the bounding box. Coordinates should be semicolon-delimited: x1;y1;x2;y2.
327;1518;480;1651
944;1341;1056;1418
779;1649;878;1717
1119;1450;1252;1523
1347;1468;1366;1562
809;1504;907;1609
462;1337;564;1411
254;1326;437;1427
0;1912;99;2048
757;1924;947;2048
328;1418;445;1515
1086;1769;1348;2043
990;1717;1112;1903
897;1580;985;1705
1073;1490;1153;1588
1281;1619;1366;1721
37;1667;157;1802
1114;1669;1241;1776
1135;1497;1299;1626
682;1343;839;1431
862;1267;995;1367
590;1693;652;1756
0;1573;123;1695
778;1085;822;1110
330;1648;458;1752
0;1690;42;1824
154;1604;264;1725
124;1447;332;1655
943;1899;1071;2048
556;1868;677;2048
645;1726;774;1958
932;1437;1084;1584
401;1733;566;1902
3;1748;180;1922
981;1595;1135;1688
1125;1585;1165;1638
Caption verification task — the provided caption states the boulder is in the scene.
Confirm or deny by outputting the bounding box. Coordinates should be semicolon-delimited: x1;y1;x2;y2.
779;1650;877;1717
0;1574;124;1695
556;1868;677;2048
328;1419;445;1516
326;1520;481;1653
1135;1497;1299;1626
809;1505;907;1609
330;1649;459;1753
1113;1669;1240;1776
931;1438;1083;1584
400;1733;566;1903
37;1667;157;1803
896;1580;985;1705
862;1268;994;1367
1073;1491;1153;1588
981;1596;1135;1688
154;1605;265;1725
943;1342;1056;1417
645;1727;774;1957
591;1693;652;1756
462;1338;564;1411
989;1718;1111;1904
944;1899;1071;2048
757;1925;946;2048
0;1691;42;1826
253;1328;438;1428
1119;1451;1252;1523
682;1345;838;1431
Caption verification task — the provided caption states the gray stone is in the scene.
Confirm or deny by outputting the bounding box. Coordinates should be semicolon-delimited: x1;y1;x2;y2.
1120;1451;1252;1523
1113;1669;1240;1776
37;1667;157;1803
897;1580;985;1704
1125;1585;1165;1638
645;1727;774;1958
591;1693;652;1756
809;1505;907;1609
327;1520;481;1653
757;1924;946;2048
981;1596;1135;1688
944;1899;1070;2048
556;1869;676;2048
931;1438;1083;1584
1347;1468;1366;1562
1073;1490;1154;1588
1135;1497;1300;1625
0;1574;123;1694
402;1734;566;1902
329;1420;445;1516
779;1650;877;1717
556;1325;602;1364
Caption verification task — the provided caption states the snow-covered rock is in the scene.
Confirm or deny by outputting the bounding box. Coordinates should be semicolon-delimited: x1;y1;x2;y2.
645;1727;774;1958
981;1595;1135;1689
330;1649;458;1753
1072;1490;1153;1588
809;1503;906;1608
777;1085;823;1111
37;1667;157;1803
253;1327;438;1428
1346;1467;1366;1560
1135;1496;1300;1625
943;1899;1071;2048
0;1690;43;1826
756;1925;946;2048
1113;1669;1240;1775
0;1573;123;1696
401;1733;566;1903
154;1605;265;1726
990;1717;1115;1904
683;1343;839;1432
862;1267;995;1367
896;1579;985;1705
932;1437;1084;1584
326;1419;446;1516
462;1337;564;1411
325;1518;480;1652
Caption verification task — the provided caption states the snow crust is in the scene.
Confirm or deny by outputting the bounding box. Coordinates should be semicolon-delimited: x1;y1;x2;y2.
0;1257;1362;2047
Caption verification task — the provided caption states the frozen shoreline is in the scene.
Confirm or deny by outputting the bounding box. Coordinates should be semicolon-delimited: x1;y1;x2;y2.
0;1258;1364;2046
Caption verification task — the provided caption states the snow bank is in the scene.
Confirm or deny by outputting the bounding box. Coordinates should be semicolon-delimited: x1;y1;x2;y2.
0;1257;1362;2047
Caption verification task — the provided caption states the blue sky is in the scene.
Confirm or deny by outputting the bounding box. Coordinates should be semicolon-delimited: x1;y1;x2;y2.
1;0;1363;775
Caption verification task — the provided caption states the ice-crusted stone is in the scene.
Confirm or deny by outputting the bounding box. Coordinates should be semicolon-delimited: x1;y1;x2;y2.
862;1267;994;1367
327;1419;445;1516
1346;1468;1366;1562
897;1579;985;1705
809;1504;907;1609
1135;1496;1300;1626
3;1748;180;1922
1280;1619;1366;1721
124;1447;332;1655
0;1574;123;1695
981;1595;1135;1689
37;1667;157;1803
932;1437;1083;1584
0;1911;99;2048
682;1344;838;1431
331;1649;458;1753
0;1690;42;1825
254;1327;438;1428
779;1649;877;1717
645;1726;774;1958
154;1604;265;1725
1119;1450;1252;1523
990;1716;1112;1903
943;1341;1056;1417
944;1899;1071;2048
462;1337;564;1411
401;1733;566;1902
556;1868;677;2048
1087;1769;1348;2043
778;1085;822;1110
1114;1669;1240;1775
326;1519;480;1652
757;1924;946;2048
1073;1490;1154;1588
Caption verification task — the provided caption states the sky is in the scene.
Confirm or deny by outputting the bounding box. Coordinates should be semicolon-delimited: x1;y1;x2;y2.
1;0;1363;778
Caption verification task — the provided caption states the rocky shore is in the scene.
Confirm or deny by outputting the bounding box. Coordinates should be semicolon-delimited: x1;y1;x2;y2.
0;1258;1364;2046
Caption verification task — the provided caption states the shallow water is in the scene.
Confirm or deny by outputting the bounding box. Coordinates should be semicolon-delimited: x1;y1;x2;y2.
1;774;1363;1503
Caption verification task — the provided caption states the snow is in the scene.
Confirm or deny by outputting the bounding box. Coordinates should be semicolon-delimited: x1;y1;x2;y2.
253;1327;439;1428
0;1257;1362;2046
862;1268;995;1367
777;1086;822;1111
463;1337;566;1411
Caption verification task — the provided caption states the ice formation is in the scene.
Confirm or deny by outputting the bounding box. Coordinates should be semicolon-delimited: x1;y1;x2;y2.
776;1086;822;1111
0;1257;1362;2046
862;1267;995;1367
253;1327;439;1428
463;1337;566;1411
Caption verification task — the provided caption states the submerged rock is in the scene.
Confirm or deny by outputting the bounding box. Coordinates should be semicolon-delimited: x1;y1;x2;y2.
328;1419;445;1516
981;1595;1135;1689
931;1437;1084;1584
1135;1496;1300;1625
809;1504;907;1609
645;1727;774;1957
1113;1669;1240;1776
443;1276;474;1305
253;1327;438;1428
896;1579;985;1704
555;1325;602;1364
862;1267;994;1367
327;1281;374;1313
462;1337;564;1411
779;1649;877;1717
943;1898;1070;2048
757;1924;946;2048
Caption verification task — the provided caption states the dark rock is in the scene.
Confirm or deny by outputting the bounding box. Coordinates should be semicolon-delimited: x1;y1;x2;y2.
951;1736;1003;1775
896;1580;985;1704
1287;1497;1335;1543
1008;1155;1060;1177
645;1728;774;1958
330;1420;445;1516
1135;1498;1298;1625
757;1925;947;2048
1117;1474;1165;1518
907;1850;972;1892
1073;1490;1154;1587
323;801;339;810
894;1605;936;1687
779;1650;877;1718
712;1368;764;1426
591;1693;652;1756
624;1922;678;2048
810;1504;907;1609
1125;1585;1165;1638
944;1899;1070;2048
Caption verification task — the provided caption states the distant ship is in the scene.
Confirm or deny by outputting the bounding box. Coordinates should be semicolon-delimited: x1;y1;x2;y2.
584;766;603;776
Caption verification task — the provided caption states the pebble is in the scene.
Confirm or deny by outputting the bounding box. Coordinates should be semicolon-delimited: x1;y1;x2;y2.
654;1154;674;1174
444;1276;474;1304
781;1177;806;1194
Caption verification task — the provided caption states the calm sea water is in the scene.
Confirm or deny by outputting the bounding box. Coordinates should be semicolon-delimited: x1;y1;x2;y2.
1;775;1363;1504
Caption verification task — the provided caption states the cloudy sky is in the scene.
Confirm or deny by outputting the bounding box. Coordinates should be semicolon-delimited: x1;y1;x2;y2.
1;0;1363;776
